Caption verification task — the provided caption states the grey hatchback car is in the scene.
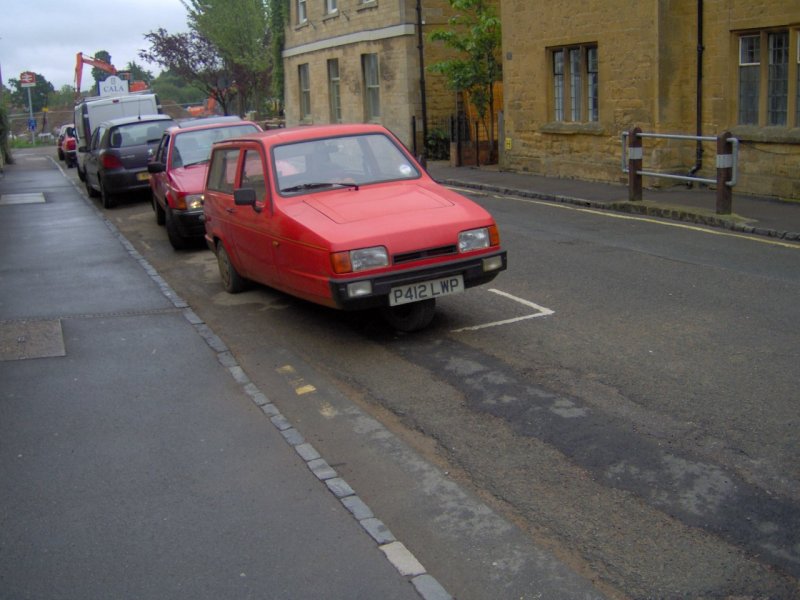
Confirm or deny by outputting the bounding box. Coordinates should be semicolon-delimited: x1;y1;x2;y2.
83;114;177;208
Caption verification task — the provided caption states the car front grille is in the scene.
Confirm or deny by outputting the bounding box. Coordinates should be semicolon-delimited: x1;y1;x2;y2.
393;245;457;264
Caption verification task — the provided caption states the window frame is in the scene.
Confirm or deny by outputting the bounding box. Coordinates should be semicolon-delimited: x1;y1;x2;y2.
736;28;800;128
362;53;381;122
549;43;598;124
328;59;342;123
298;63;311;122
297;0;307;24
325;0;337;15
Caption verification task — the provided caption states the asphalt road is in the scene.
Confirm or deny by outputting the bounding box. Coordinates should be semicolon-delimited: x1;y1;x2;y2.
65;159;800;598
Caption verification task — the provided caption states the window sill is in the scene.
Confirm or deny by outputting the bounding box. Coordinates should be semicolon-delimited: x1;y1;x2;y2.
294;20;310;31
540;121;605;135
357;0;378;12
322;11;339;22
730;125;800;144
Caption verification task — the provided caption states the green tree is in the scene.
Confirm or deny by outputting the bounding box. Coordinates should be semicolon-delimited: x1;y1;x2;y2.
7;73;55;113
122;60;155;85
184;0;272;116
150;69;207;105
91;50;115;90
268;0;288;105
429;0;502;159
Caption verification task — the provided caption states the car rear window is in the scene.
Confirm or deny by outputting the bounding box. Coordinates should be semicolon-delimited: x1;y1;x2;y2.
110;121;175;148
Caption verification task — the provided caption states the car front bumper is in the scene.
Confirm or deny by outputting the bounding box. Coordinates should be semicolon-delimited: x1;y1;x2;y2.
329;250;507;310
171;208;205;238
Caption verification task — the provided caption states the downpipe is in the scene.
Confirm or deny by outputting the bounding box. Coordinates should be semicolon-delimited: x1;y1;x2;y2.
687;0;704;187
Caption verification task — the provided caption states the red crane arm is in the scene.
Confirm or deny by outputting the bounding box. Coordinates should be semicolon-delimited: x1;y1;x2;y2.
74;52;117;93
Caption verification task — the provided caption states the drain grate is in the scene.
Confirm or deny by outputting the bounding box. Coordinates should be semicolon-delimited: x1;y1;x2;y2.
0;193;46;205
0;320;66;361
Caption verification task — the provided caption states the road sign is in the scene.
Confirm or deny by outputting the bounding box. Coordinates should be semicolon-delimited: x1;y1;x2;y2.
20;71;36;88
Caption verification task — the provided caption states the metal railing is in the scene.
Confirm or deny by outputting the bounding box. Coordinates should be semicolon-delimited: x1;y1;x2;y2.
621;128;739;214
621;131;739;187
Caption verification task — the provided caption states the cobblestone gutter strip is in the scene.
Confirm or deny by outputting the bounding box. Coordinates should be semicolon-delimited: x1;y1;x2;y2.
435;178;800;241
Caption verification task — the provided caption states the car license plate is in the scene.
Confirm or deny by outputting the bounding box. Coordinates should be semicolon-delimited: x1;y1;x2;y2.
389;275;464;306
137;172;149;181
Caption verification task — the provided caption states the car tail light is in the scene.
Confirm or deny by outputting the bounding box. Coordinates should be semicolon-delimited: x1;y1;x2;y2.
65;139;77;151
100;152;123;169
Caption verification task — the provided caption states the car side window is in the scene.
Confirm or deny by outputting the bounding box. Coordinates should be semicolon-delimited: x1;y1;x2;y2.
240;150;267;202
207;148;241;194
155;134;170;164
90;126;105;151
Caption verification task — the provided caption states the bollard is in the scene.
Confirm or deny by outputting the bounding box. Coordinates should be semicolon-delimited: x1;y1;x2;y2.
628;127;643;201
716;131;733;215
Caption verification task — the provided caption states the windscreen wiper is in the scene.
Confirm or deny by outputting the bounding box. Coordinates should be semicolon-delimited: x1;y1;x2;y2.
281;181;359;193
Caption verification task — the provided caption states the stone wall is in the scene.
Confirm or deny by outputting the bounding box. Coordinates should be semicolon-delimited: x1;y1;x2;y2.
500;0;800;200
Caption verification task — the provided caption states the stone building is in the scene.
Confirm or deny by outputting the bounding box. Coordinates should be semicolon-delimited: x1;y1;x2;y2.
500;1;800;200
282;0;464;152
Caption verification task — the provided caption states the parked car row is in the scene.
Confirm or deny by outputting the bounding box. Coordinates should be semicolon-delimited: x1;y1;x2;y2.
56;124;78;168
79;119;507;331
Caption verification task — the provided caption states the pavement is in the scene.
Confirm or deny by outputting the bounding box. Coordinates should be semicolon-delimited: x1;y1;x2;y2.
426;161;800;241
0;152;437;600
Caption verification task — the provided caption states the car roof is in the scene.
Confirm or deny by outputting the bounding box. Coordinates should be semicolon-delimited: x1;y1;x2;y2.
98;114;176;129
165;120;262;136
211;123;393;148
177;115;243;128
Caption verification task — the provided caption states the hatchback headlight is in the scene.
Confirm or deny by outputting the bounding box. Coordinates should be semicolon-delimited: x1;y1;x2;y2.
185;194;204;210
332;246;388;274
459;227;491;252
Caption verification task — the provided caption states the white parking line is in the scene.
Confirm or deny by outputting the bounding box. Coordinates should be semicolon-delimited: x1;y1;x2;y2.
451;288;554;332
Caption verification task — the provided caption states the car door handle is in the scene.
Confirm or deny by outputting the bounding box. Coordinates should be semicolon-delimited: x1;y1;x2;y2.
225;207;235;214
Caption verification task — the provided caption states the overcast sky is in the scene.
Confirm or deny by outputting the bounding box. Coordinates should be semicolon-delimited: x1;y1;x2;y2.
1;0;190;91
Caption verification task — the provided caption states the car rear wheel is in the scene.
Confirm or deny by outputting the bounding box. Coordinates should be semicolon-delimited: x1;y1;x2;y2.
100;179;116;209
216;241;247;293
166;208;189;250
381;299;436;332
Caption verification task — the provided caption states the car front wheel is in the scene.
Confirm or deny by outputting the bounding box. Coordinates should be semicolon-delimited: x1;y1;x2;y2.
152;193;165;226
216;241;247;293
381;299;436;332
166;208;189;250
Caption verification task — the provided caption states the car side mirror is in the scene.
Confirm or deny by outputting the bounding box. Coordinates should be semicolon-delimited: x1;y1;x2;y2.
147;162;165;174
234;187;261;213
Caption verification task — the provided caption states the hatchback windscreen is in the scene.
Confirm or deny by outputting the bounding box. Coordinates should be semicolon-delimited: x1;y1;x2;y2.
110;121;175;148
172;124;259;168
273;133;420;195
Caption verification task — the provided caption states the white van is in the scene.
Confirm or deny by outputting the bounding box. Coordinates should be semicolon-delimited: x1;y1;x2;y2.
74;93;161;181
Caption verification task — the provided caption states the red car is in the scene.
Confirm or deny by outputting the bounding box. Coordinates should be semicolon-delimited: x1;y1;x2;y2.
57;124;78;168
203;124;507;331
148;118;262;249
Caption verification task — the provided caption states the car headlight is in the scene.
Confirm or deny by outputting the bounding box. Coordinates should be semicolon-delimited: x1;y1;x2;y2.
185;194;204;210
459;226;499;252
331;246;388;274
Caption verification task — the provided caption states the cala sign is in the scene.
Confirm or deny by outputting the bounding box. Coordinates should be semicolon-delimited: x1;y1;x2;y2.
99;76;129;97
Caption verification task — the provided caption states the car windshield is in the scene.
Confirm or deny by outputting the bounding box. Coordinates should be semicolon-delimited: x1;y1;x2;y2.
110;121;174;148
273;133;420;195
172;124;259;168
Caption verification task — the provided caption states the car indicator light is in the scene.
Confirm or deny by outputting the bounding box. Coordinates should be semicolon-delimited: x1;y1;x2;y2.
331;252;352;274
